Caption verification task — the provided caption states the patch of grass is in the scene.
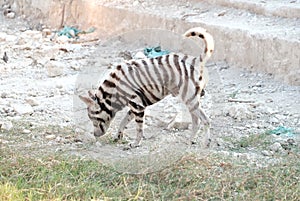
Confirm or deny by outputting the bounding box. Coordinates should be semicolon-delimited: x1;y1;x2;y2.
228;90;239;99
0;150;299;200
0;183;25;201
238;133;271;149
226;133;273;152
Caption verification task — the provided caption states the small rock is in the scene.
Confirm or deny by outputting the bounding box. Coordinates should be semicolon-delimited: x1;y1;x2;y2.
6;12;16;19
1;92;8;98
261;150;274;156
269;142;283;152
225;104;253;121
118;51;132;60
42;28;52;37
0;121;13;131
45;61;64;77
265;98;273;103
287;138;296;145
25;98;40;107
95;141;102;147
56;35;70;44
217;10;227;16
12;103;34;115
4;8;15;18
70;61;81;71
56;84;63;89
252;123;259;128
269;117;279;124
45;134;56;140
22;129;31;134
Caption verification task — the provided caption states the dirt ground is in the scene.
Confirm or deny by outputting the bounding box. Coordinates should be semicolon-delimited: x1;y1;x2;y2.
0;10;299;174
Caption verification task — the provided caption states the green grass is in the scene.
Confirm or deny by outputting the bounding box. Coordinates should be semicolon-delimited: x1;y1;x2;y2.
0;150;299;200
231;133;272;151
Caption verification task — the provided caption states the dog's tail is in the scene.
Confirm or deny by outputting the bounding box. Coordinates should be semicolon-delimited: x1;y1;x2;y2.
184;27;214;65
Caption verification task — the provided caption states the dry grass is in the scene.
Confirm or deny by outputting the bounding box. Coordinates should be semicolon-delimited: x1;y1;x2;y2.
0;148;299;201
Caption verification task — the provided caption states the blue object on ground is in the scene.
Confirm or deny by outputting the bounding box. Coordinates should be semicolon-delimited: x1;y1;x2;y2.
267;126;294;136
57;26;95;39
144;46;170;58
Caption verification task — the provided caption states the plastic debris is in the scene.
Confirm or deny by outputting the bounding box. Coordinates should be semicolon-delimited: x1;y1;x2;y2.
57;26;95;39
144;46;170;58
267;126;294;136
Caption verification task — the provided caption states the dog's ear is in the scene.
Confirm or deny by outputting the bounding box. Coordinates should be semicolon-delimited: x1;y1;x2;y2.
88;90;96;100
79;95;94;106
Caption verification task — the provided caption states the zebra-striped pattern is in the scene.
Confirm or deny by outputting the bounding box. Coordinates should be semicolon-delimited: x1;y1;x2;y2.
80;27;214;147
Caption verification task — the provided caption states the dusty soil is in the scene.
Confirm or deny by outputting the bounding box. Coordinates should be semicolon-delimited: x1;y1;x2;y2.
0;8;299;174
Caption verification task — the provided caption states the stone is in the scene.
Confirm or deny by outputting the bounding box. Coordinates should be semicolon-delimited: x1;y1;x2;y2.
22;129;31;134
45;134;56;140
261;150;274;156
1;92;8;98
269;142;283;152
225;104;253;121
70;60;81;71
0;121;13;131
25;98;40;107
6;11;16;19
42;28;52;37
56;35;70;44
12;103;34;115
46;61;64;77
269;117;279;124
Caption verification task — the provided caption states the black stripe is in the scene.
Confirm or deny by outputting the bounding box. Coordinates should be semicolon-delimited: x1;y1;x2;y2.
135;89;153;106
103;80;116;88
131;61;154;90
89;115;105;124
96;96;113;117
181;55;189;100
105;99;111;106
173;54;183;87
126;63;153;106
190;57;196;84
200;89;205;97
116;85;131;97
90;110;101;115
96;118;105;123
150;57;164;94
142;59;160;92
165;55;176;87
99;124;104;133
99;86;112;99
110;72;120;81
132;62;161;103
129;100;144;111
157;56;169;95
116;65;122;71
186;87;198;105
117;67;138;98
135;119;143;123
132;110;144;119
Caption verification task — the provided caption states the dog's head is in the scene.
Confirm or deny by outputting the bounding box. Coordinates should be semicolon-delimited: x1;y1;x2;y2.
79;90;112;137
